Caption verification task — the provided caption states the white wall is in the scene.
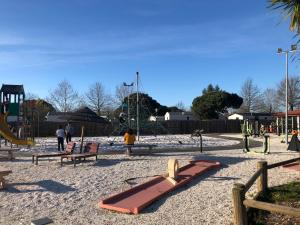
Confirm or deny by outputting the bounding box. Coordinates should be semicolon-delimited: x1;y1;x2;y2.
228;114;243;120
165;112;196;121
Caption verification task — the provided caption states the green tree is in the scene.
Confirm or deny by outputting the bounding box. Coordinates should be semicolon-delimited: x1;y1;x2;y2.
191;85;243;119
114;92;181;121
269;0;300;34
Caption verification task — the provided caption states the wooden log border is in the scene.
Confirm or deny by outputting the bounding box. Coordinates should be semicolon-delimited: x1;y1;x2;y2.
232;157;300;225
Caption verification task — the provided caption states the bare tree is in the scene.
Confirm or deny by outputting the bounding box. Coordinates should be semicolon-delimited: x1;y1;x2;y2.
175;101;186;111
115;83;134;105
239;78;262;112
261;88;281;113
277;75;300;111
47;80;79;112
77;95;88;109
25;92;39;100
86;82;111;116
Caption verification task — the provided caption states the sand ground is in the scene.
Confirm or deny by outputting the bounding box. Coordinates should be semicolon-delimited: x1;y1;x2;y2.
0;133;299;225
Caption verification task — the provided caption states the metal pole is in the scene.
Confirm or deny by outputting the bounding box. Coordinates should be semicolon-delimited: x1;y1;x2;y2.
155;108;158;137
37;110;40;138
123;82;134;129
285;52;288;144
128;93;130;128
136;72;140;141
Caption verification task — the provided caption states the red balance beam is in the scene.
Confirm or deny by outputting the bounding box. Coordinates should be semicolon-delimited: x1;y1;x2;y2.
99;160;221;214
282;162;300;171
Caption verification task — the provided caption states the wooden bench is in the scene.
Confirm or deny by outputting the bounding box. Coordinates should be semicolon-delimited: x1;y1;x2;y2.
0;148;19;161
61;143;99;167
123;144;157;155
0;169;12;189
32;142;76;165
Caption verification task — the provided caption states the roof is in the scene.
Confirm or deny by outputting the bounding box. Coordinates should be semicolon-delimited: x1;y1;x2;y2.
229;113;272;117
273;109;300;117
46;107;108;123
0;84;25;95
166;111;194;116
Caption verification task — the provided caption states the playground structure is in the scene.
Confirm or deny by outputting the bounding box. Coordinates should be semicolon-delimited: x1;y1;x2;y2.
0;84;34;147
243;134;270;154
100;159;221;214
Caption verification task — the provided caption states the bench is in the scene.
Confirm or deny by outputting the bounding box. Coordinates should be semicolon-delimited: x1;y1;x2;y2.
0;169;12;189
61;143;99;167
32;142;76;165
0;148;19;161
123;144;157;155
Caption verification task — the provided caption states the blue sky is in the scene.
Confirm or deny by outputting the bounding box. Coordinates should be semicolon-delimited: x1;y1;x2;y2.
0;0;299;108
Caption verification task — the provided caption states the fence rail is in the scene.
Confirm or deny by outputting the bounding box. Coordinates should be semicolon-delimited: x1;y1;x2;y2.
243;199;300;217
232;157;300;225
244;168;263;192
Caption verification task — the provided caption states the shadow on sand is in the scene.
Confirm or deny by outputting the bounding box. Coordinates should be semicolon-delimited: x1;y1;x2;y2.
6;179;76;194
93;158;150;167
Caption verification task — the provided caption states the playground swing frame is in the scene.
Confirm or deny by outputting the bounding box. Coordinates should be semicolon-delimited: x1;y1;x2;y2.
243;134;270;154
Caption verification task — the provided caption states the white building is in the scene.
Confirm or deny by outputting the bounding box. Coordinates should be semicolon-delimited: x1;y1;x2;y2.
164;111;197;121
149;116;165;121
228;113;272;121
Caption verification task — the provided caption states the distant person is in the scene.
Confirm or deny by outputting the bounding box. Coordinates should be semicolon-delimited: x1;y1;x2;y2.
124;128;136;145
56;125;65;151
65;122;75;144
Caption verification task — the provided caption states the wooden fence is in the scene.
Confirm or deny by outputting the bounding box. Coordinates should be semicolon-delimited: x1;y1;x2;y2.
111;119;242;136
232;158;300;225
159;120;241;134
29;119;241;137
31;121;112;137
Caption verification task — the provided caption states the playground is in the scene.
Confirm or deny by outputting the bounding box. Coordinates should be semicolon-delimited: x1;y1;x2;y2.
0;133;299;225
0;83;299;224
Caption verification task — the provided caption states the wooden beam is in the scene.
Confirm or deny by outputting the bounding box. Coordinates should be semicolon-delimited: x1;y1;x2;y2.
267;157;300;169
257;161;267;194
244;199;300;217
244;168;262;192
232;183;248;225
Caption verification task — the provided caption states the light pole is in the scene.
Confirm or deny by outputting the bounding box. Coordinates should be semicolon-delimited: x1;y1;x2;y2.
155;108;158;137
123;82;134;128
277;44;297;145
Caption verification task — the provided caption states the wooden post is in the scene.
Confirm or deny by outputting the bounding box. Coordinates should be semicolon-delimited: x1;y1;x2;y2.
232;183;248;225
276;117;279;135
297;116;300;134
257;161;268;194
80;126;84;153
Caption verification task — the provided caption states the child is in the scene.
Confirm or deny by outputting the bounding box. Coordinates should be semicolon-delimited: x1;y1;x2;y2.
124;128;136;145
56;125;65;151
124;128;136;155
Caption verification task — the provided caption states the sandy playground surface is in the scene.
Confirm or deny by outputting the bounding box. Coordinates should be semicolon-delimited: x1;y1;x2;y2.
0;133;299;225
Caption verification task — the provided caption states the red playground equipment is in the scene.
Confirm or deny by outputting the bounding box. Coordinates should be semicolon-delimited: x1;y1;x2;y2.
100;159;221;214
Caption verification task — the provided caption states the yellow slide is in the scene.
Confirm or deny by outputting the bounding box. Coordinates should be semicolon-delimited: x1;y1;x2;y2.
0;112;34;146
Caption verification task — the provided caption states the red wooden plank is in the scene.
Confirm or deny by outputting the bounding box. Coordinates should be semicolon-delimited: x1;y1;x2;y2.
282;162;300;171
99;160;221;214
